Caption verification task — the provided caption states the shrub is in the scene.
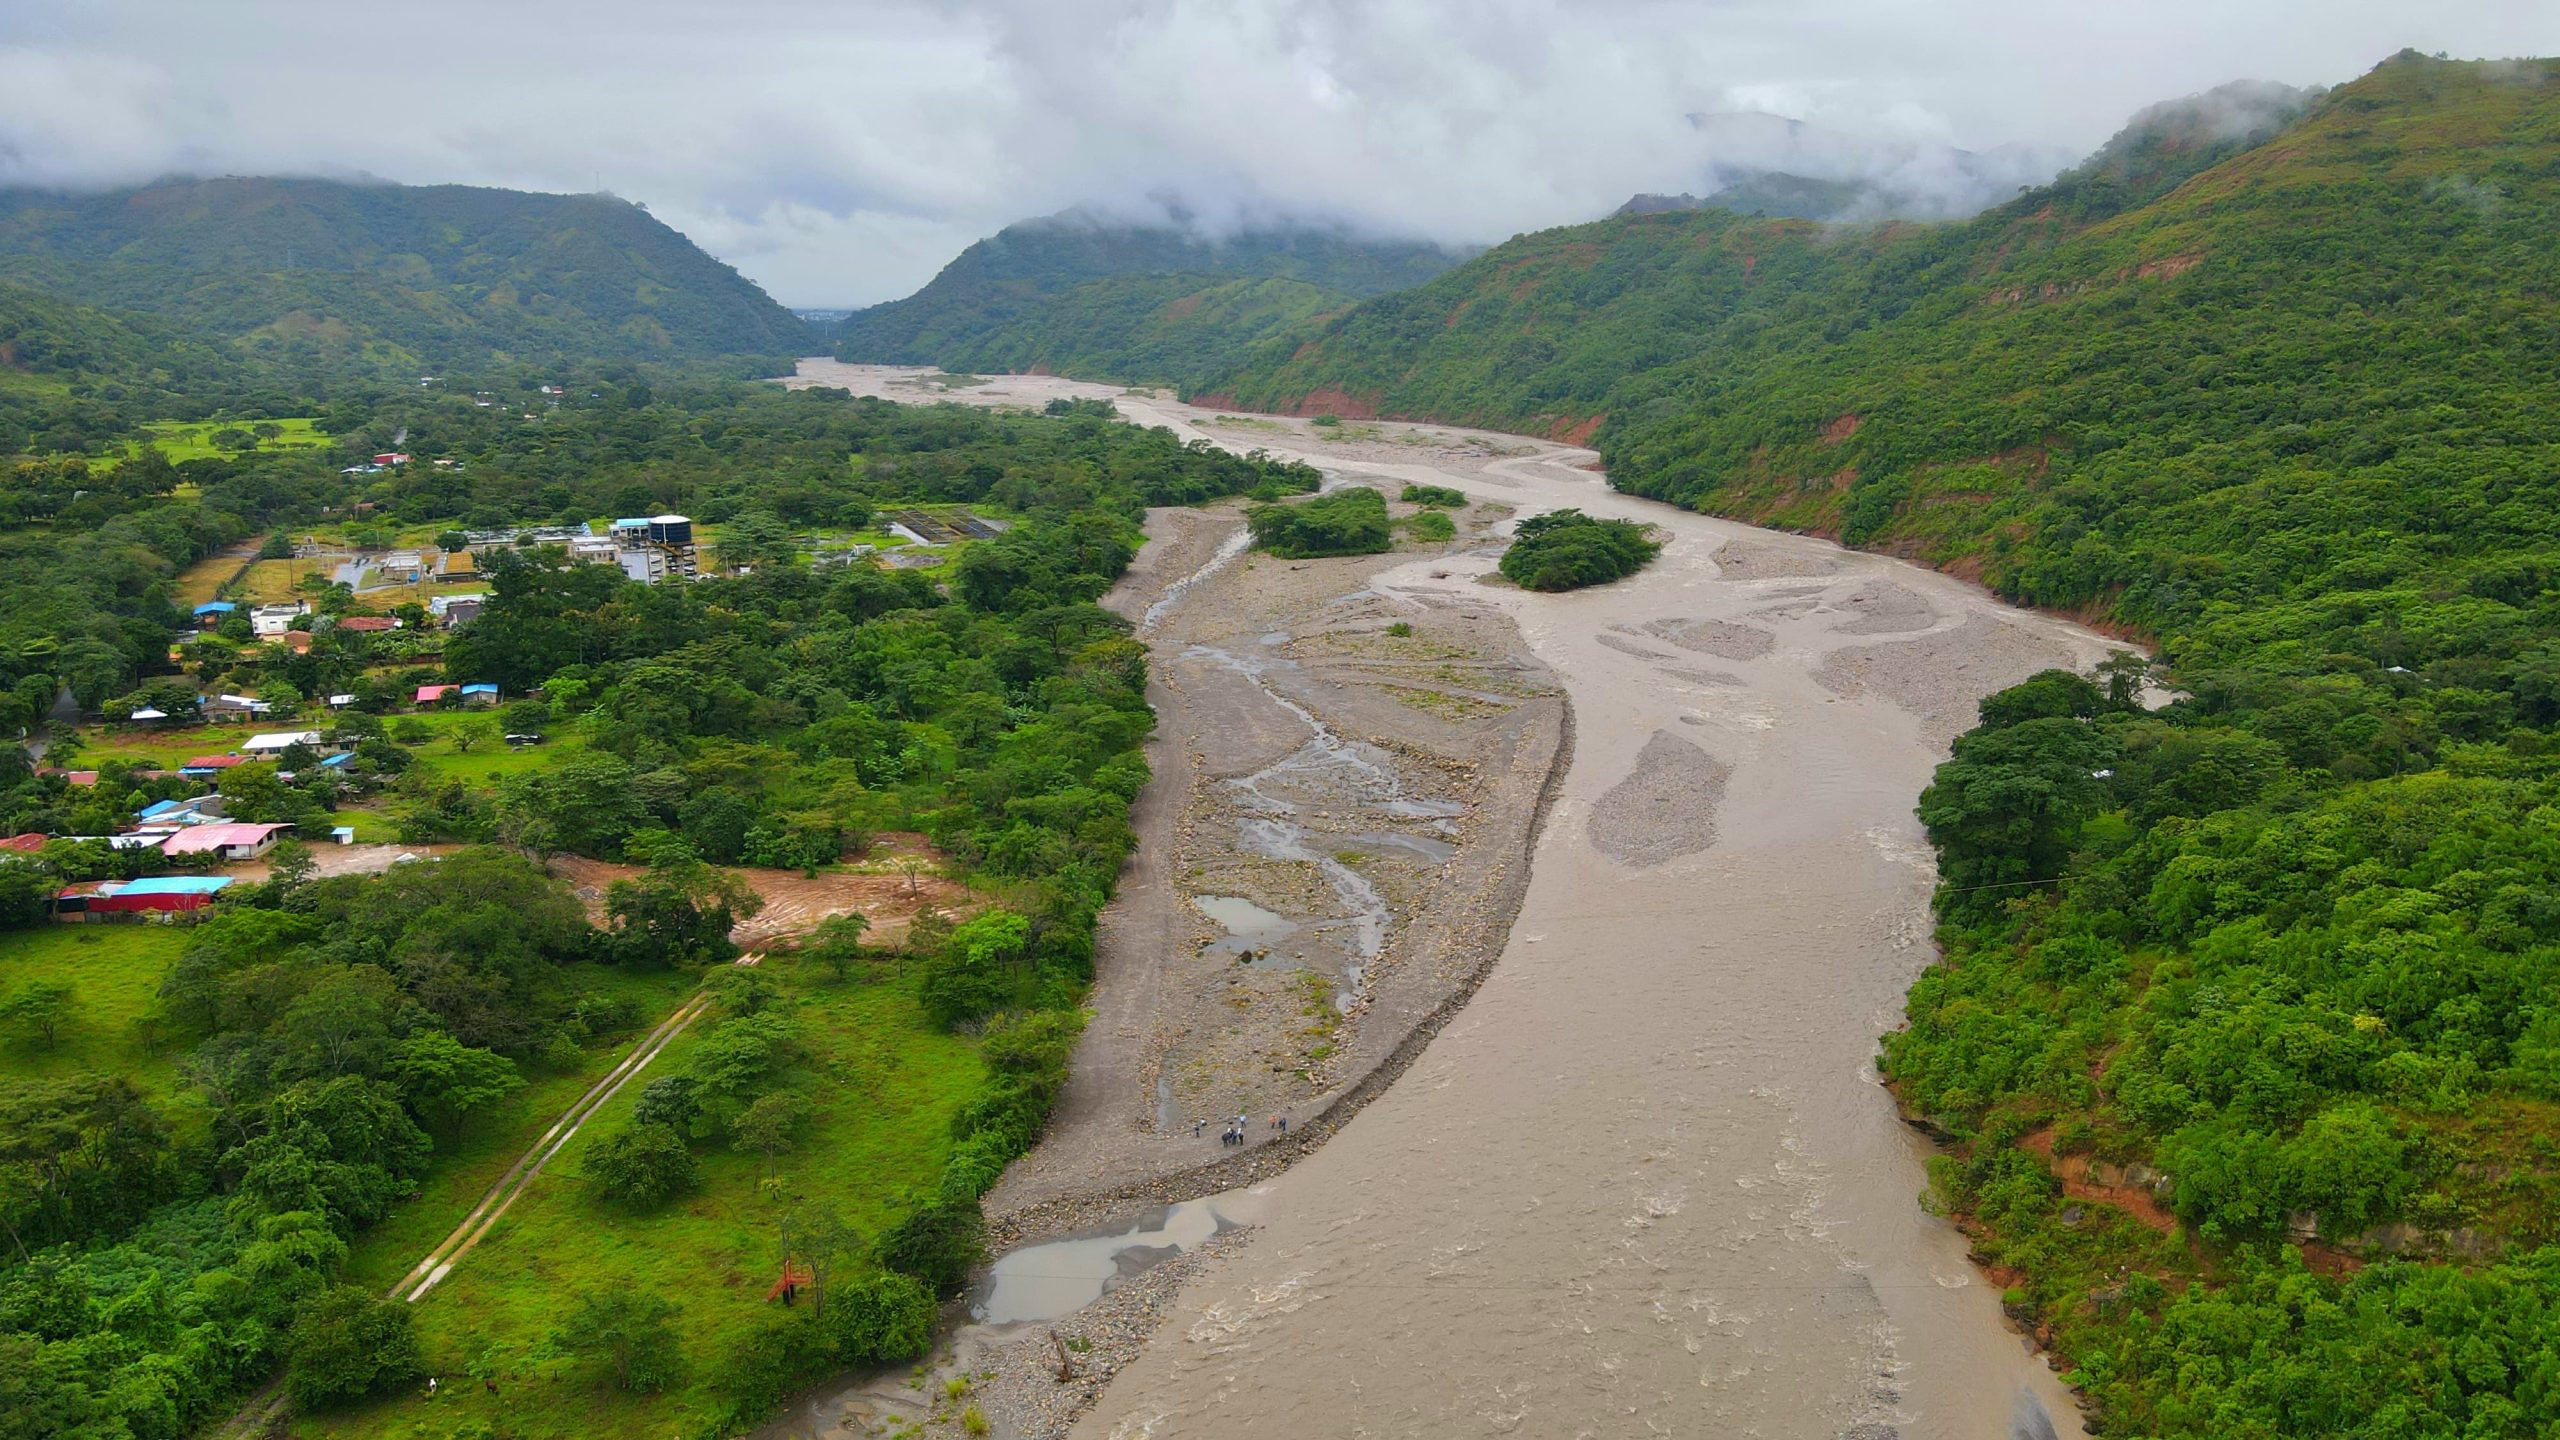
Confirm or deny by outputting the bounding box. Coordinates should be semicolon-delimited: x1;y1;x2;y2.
827;1271;938;1364
876;1197;986;1296
557;1289;683;1392
584;1121;699;1207
285;1284;424;1409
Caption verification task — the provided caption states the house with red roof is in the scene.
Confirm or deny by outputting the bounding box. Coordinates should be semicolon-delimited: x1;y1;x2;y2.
416;684;459;705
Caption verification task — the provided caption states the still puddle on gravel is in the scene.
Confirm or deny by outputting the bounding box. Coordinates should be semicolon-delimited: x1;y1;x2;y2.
1193;894;1297;955
974;1188;1268;1326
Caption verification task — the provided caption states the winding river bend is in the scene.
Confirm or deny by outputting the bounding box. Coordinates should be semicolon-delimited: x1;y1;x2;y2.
789;362;2112;1439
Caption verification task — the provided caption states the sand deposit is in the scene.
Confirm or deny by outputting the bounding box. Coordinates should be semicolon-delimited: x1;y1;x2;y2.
1834;579;1944;636
1586;729;1731;867
782;361;2132;1440
1644;614;1780;660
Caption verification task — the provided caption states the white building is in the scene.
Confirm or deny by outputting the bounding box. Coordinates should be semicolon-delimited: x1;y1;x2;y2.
249;602;309;638
240;730;326;755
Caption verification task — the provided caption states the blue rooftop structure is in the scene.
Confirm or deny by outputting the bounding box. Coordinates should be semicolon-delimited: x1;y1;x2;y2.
137;799;185;819
118;876;235;896
460;683;499;696
319;752;354;768
193;601;237;616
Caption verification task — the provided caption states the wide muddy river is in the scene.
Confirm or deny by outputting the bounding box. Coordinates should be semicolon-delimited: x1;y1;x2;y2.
788;362;2111;1439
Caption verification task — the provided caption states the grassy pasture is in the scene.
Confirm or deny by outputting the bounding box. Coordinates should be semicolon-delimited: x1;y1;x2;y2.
296;956;982;1440
0;926;196;1108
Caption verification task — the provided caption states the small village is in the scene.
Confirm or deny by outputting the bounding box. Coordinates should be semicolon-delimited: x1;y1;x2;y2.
16;691;511;920
1;492;1021;934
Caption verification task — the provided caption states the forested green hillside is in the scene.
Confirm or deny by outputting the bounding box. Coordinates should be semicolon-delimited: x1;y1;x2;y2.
0;281;271;454
0;178;810;369
836;212;1463;384
1201;52;2560;1437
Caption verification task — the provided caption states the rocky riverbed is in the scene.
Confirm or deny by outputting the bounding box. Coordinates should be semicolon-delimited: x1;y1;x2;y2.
778;361;2125;1440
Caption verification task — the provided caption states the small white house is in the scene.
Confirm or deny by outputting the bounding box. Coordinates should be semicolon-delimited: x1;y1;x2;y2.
250;602;309;638
240;730;325;755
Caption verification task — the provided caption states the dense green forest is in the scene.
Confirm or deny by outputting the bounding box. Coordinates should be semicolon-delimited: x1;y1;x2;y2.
1495;509;1660;591
1188;51;2560;1436
0;178;811;371
0;374;1317;1436
835;211;1463;385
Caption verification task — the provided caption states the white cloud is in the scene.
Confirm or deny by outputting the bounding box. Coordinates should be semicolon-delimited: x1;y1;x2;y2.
0;1;2554;305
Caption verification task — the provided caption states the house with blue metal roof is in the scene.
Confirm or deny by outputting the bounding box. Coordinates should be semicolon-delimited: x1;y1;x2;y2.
54;873;235;919
119;876;234;895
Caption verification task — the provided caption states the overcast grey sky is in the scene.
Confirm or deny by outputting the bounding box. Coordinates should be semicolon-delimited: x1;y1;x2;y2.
1;2;2553;306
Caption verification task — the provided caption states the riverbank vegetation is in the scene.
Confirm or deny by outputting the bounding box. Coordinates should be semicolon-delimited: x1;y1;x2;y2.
1247;485;1391;558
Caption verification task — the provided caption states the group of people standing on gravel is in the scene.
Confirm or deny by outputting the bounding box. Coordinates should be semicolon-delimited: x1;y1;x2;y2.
1195;1112;1289;1146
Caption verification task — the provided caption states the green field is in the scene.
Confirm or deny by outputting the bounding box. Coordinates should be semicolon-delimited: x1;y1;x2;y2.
0;926;196;1107
295;956;984;1440
138;416;333;464
319;807;401;843
330;965;700;1298
68;719;272;762
404;718;589;785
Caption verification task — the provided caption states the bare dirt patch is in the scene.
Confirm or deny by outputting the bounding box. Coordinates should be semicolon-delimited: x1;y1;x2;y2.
228;842;470;881
544;850;973;947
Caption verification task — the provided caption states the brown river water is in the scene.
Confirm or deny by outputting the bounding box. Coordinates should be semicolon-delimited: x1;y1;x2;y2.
785;362;2112;1440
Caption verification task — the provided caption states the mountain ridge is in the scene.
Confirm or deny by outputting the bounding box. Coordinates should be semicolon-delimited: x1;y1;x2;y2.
0;175;811;368
834;210;1468;385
